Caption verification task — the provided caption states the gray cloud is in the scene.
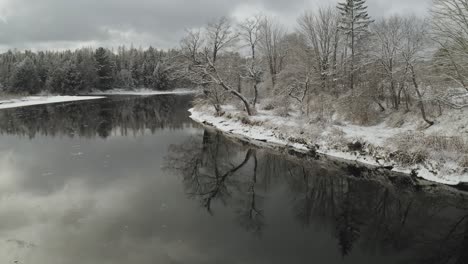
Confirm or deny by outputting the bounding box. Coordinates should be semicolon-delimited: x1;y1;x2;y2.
0;0;431;51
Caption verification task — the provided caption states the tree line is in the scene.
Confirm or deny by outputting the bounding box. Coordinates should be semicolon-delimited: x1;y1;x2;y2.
1;0;466;126
0;46;186;95
180;0;468;125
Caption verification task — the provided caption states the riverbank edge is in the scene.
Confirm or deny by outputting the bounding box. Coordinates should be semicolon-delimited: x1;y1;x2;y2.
0;96;105;110
89;88;200;96
189;107;468;187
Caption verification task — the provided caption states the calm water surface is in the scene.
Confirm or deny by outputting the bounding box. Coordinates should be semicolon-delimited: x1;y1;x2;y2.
0;95;466;264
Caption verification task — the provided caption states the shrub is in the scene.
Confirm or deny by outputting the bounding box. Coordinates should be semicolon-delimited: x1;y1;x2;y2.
324;127;348;149
392;148;429;166
288;136;308;145
337;95;381;125
459;156;468;169
392;132;467;153
236;114;263;126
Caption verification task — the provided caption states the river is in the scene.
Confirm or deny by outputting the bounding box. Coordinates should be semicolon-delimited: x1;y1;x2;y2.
0;95;466;264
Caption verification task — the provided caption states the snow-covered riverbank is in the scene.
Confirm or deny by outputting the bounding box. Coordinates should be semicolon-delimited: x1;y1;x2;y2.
0;96;105;110
90;88;198;96
189;105;468;186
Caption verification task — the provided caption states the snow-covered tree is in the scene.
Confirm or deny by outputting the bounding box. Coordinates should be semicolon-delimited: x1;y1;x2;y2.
337;0;373;90
239;15;264;106
259;17;288;90
10;57;40;94
371;16;405;109
298;7;340;91
182;17;255;116
432;0;468;91
94;47;114;90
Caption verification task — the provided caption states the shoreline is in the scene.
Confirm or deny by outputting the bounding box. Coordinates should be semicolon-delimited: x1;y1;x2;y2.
189;106;468;187
89;88;199;96
0;91;197;110
0;96;105;110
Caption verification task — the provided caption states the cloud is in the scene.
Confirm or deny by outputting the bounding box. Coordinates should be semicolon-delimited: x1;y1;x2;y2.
0;0;431;51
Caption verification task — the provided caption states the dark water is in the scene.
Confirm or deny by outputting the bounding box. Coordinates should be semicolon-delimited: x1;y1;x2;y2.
0;95;466;264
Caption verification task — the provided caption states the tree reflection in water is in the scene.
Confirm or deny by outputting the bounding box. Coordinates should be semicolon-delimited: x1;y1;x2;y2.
166;130;468;263
0;95;194;138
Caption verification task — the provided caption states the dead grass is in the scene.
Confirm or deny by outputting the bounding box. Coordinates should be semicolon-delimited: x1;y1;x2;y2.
459;155;468;169
235;114;264;126
391;148;429;166
391;131;467;153
324;127;348;149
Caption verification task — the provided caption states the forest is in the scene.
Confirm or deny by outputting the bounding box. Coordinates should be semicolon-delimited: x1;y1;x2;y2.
178;0;468;125
1;0;467;121
0;46;186;95
181;0;468;185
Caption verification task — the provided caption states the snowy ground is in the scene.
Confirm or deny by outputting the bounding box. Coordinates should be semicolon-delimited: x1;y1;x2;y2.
0;96;105;110
190;105;468;186
90;88;199;96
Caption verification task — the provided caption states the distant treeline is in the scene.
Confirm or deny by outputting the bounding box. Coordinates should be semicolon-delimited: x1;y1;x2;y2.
0;46;188;95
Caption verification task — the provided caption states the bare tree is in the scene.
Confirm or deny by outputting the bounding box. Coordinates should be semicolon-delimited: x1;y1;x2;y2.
180;29;204;63
432;0;468;91
239;15;264;106
371;16;405;110
259;17;288;90
182;17;256;116
277;33;314;115
400;16;434;126
298;7;340;91
206;16;239;64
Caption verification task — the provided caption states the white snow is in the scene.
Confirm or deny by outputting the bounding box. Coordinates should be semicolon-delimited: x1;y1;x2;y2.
0;96;105;110
189;105;468;186
337;123;410;146
90;88;199;96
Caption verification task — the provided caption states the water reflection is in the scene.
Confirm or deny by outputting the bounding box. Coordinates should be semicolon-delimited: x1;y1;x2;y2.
167;130;468;263
0;95;194;138
0;96;466;264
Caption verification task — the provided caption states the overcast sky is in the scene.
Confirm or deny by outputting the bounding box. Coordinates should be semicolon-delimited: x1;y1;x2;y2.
0;0;432;52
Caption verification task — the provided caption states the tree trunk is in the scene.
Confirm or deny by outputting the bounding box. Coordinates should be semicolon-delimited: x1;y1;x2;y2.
253;82;259;107
350;31;355;91
410;65;434;126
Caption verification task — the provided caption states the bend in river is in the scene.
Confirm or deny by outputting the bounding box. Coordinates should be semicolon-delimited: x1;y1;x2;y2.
0;95;467;264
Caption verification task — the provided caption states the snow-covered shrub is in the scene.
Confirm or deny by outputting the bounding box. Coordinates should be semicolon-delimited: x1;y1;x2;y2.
392;148;429;166
337;94;380;125
306;94;336;123
192;90;229;115
386;111;408;128
459;156;468;169
392;131;467;153
257;95;293;116
324;127;348;149
261;98;276;111
273;96;292;117
288;136;308;145
235;114;264;126
423;135;463;152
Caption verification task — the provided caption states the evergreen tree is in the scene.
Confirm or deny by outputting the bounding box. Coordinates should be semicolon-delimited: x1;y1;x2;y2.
76;48;98;91
0;47;182;94
94;47;113;90
337;0;373;90
116;69;135;88
63;62;84;94
46;64;66;93
10;57;40;94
